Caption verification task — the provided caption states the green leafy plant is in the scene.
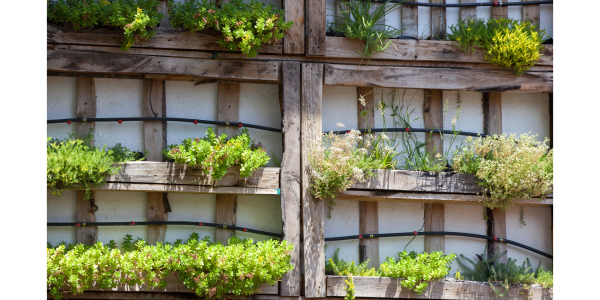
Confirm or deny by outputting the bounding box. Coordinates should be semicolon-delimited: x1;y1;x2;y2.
326;248;379;277
331;0;404;64
168;0;293;58
344;275;356;300
452;133;553;212
47;0;163;51
47;234;293;300
163;127;270;180
447;17;547;75
47;131;145;199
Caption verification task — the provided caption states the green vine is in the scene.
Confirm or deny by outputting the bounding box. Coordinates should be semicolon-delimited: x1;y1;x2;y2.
168;0;293;58
47;234;293;299
47;0;163;51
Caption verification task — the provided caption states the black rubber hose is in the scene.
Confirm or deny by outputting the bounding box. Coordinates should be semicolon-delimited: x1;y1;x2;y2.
47;221;282;238
325;231;552;259
390;1;553;7
47;117;282;133
328;128;489;137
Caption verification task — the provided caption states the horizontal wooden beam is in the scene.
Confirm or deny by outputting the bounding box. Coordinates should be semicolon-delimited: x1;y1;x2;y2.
337;190;552;207
350;169;481;194
47;48;281;82
48;23;282;54
324;64;552;92
327;276;553;299
325;37;553;66
53;184;280;195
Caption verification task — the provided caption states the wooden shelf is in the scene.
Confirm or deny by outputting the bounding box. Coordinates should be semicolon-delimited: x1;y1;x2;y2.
50;163;281;195
327;276;552;300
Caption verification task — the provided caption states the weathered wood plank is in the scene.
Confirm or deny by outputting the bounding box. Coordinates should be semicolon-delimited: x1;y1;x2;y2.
350;169;482;194
146;192;167;245
323;64;553;93
301;63;326;297
460;0;477;21
280;61;302;296
336;190;553;207
431;1;447;40
47;24;282;53
359;201;379;269
324;38;553;66
283;0;304;54
401;2;418;38
47;49;281;82
76;77;97;245
424;203;445;252
158;0;170;28
523;0;541;26
64;183;280;195
327;276;552;299
306;0;326;56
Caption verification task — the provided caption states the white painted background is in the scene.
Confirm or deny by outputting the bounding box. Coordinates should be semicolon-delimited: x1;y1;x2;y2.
47;0;554;278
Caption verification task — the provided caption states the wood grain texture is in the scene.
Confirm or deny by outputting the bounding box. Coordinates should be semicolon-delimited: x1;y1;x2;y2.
47;49;281;82
216;81;241;245
301;63;325;297
323;64;553;93
147;192;167;245
460;0;477;21
549;93;552;149
327;276;553;299
423;89;443;157
158;0;170;28
283;0;304;54
359;201;379;269
47;24;282;53
493;207;507;263
491;1;508;19
431;1;447;40
76;190;97;245
523;0;540;25
306;0;326;56
280;61;302;296
401;3;418;38
484;92;502;136
350;169;482;194
324;38;553;66
357;87;375;132
424;203;445;253
63;183;281;195
337;190;553;207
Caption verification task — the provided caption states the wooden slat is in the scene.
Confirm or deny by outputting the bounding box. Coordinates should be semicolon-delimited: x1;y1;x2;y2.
301;63;325;297
283;0;305;54
460;0;477;21
64;184;280;195
158;0;170;28
401;3;419;38
350;169;482;194
47;24;282;54
216;82;241;245
549;93;553;148
47;50;281;82
431;1;447;40
76;77;97;245
327;276;553;299
491;1;508;19
323;64;552;93
324;38;553;66
306;0;326;56
280;61;302;296
523;0;541;25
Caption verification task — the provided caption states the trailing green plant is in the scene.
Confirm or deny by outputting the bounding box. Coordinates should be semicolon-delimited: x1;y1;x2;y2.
163;127;270;180
452;133;553;212
47;233;293;300
168;0;293;58
330;0;405;64
47;131;145;199
47;0;163;51
456;246;553;297
447;17;547;76
326;248;379;277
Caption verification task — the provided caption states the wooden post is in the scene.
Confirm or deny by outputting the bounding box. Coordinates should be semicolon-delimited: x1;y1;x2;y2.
431;0;446;40
549;93;553;149
482;91;506;262
523;0;540;26
280;61;302;296
301;63;325;297
491;1;508;20
357;87;379;269
401;2;418;38
423;89;445;253
143;79;168;245
215;82;241;245
283;0;304;54
460;0;477;21
307;0;326;56
158;0;170;28
76;77;98;245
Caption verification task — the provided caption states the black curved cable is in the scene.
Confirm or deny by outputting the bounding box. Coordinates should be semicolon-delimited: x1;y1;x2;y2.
47;221;282;238
325;231;552;259
47;117;282;133
389;1;553;7
328;128;489;137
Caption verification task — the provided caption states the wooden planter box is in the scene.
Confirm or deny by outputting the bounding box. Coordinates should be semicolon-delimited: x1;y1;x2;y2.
50;162;281;195
327;276;552;300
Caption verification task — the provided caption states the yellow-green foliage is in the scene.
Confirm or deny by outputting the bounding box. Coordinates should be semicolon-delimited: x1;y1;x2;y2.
452;133;553;212
344;275;355;300
447;18;546;76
